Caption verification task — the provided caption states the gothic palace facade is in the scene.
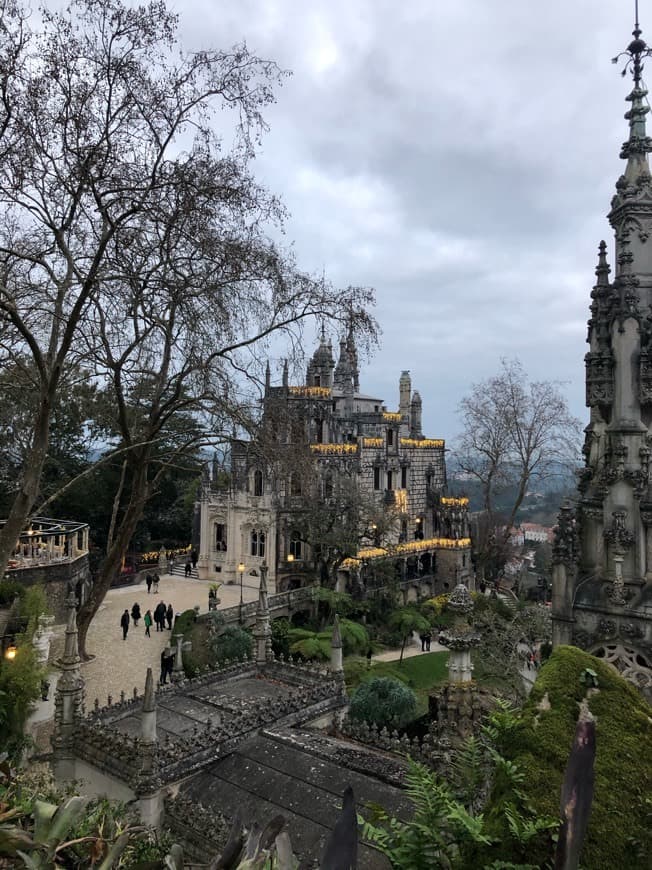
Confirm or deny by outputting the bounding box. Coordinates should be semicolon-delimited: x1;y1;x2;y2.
197;331;471;594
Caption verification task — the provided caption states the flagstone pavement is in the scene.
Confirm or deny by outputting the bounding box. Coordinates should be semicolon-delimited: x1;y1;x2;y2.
54;573;260;707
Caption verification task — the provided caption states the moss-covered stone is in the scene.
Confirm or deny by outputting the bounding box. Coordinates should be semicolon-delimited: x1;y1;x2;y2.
492;645;652;870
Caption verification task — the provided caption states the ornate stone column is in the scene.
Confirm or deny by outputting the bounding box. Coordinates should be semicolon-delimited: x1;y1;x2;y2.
254;561;273;666
52;595;84;781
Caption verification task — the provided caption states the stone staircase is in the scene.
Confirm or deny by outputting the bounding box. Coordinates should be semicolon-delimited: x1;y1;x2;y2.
168;562;199;580
496;589;518;612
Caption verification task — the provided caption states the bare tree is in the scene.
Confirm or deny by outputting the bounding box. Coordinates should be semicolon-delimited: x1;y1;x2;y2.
0;0;281;572
0;0;377;612
456;359;581;581
72;153;375;655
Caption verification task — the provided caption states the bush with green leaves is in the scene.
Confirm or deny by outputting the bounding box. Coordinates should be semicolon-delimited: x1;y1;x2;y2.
349;677;417;729
208;625;253;665
289;618;369;661
0;586;49;758
363;703;558;869
271;617;291;659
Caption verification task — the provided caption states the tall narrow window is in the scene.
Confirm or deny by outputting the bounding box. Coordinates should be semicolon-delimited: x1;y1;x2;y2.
258;531;266;558
387;429;394;446
401;466;407;488
314;374;321;386
290;473;302;496
250;530;258;556
387;470;393;491
290;535;302;560
373;467;381;491
215;523;227;551
254;469;264;496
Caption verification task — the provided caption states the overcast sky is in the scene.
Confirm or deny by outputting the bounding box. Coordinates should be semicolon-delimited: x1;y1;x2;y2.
177;0;635;443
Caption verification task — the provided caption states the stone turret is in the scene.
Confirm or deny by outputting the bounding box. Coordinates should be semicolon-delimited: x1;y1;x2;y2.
429;585;491;744
254;561;273;665
410;391;423;439
552;11;652;697
330;613;343;674
399;371;411;432
52;594;85;780
306;335;335;388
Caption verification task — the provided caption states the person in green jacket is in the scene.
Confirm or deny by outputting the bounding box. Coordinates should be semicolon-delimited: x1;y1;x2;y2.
144;610;153;637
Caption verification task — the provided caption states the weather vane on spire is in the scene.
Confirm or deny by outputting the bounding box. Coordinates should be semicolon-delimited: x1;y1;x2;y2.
612;0;652;84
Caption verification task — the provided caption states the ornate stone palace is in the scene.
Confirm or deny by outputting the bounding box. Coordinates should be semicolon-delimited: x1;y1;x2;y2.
197;330;472;595
552;18;652;697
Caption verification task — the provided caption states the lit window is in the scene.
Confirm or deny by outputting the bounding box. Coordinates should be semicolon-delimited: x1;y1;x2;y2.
290;536;302;560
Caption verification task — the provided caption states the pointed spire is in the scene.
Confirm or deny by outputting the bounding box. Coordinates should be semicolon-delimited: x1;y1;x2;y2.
331;614;343;675
257;560;269;616
265;360;271;391
143;667;155;713
61;594;80;668
613;4;652;177
595;240;611;287
254;561;272;665
282;359;289;388
141;667;157;745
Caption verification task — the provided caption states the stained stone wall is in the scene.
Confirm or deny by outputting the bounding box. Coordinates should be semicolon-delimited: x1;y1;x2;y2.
5;555;90;621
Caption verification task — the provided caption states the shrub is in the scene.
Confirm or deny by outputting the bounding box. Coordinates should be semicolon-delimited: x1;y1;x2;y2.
271;617;291;659
208;625;253;665
349;677;417;729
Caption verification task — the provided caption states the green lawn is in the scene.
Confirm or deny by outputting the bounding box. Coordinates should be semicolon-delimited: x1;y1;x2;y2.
345;651;448;716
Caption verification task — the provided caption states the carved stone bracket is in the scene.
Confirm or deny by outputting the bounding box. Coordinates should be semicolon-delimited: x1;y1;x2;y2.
603;510;635;552
585;350;614;407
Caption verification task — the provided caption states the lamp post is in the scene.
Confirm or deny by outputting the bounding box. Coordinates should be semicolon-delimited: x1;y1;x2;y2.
287;553;294;564
238;562;245;623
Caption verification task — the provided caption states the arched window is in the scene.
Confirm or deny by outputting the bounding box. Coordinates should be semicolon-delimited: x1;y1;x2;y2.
290;535;302;560
251;529;265;557
253;469;264;496
215;523;227;551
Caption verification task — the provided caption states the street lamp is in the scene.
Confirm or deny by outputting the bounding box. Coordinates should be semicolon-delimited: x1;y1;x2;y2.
4;643;16;661
287;553;295;564
238;562;245;623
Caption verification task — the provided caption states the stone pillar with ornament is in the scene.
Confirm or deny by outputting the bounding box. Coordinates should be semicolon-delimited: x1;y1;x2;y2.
52;595;85;781
253;561;273;666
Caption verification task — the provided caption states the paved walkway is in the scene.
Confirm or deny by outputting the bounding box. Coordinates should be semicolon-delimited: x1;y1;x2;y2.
73;574;259;706
372;632;446;663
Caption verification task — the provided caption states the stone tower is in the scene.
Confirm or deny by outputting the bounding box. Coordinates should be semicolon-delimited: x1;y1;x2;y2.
552;14;652;697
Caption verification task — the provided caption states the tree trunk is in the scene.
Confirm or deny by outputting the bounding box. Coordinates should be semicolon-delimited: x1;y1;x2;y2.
0;394;51;574
77;459;150;660
399;634;406;665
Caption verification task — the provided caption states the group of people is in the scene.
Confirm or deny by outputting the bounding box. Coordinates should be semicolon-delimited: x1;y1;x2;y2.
145;573;160;593
119;600;174;639
419;631;433;652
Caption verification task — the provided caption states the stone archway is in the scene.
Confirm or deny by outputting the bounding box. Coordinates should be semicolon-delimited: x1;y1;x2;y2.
590;643;652;697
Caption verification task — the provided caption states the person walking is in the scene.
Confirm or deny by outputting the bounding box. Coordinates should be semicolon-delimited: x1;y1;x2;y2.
131;602;141;626
154;601;164;631
144;609;153;637
425;631;432;652
146;574;153;594
419;633;426;652
166;603;174;630
184;560;192;578
120;609;130;640
191;550;198;570
152;573;160;593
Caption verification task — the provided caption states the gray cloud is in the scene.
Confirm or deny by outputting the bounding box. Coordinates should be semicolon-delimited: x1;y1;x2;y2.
177;0;632;442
